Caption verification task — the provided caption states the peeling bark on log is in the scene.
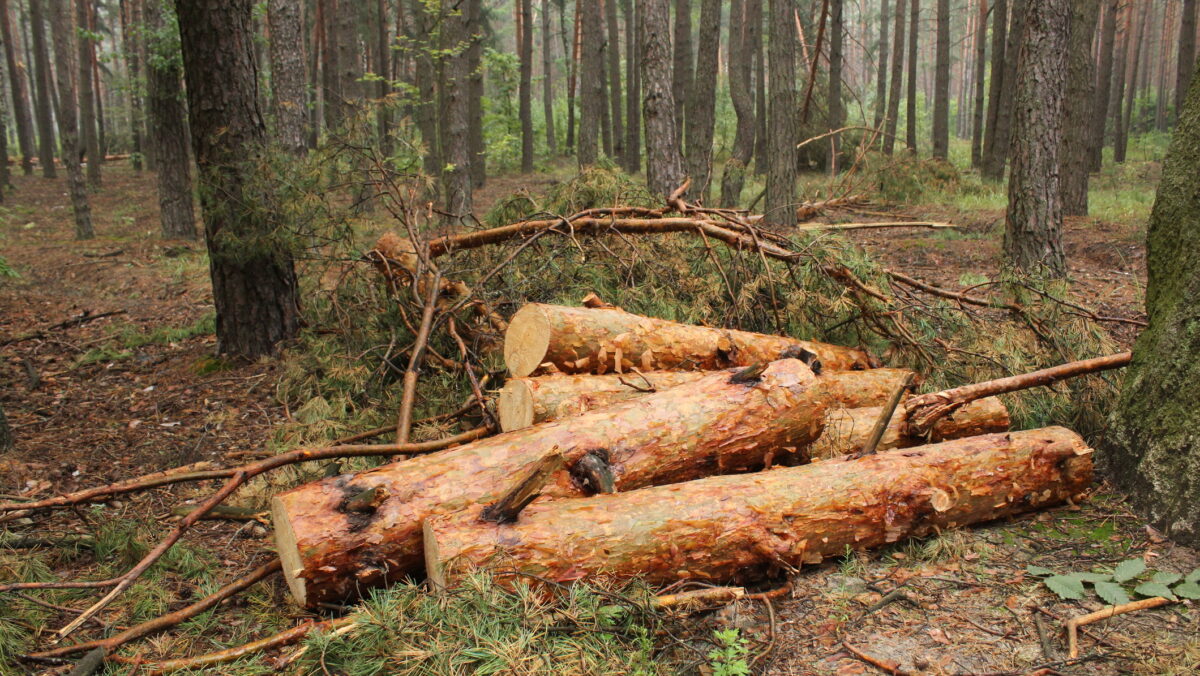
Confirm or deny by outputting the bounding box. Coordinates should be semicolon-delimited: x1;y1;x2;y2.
425;428;1093;588
807;396;1009;460
504;303;874;377
498;367;918;431
273;358;836;606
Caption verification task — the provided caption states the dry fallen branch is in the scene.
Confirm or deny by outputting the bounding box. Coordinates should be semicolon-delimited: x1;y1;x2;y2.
1066;596;1175;659
796;221;958;232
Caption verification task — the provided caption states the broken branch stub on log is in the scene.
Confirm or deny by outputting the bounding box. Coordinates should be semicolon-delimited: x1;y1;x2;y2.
272;358;836;607
807;397;1010;461
503;302;875;377
425;428;1093;589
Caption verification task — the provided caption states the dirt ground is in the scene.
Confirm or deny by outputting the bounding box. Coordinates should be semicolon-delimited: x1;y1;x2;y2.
1;164;1195;675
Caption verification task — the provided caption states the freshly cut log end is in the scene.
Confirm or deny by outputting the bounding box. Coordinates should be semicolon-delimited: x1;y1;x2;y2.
425;427;1093;589
497;379;535;432
273;358;827;607
808;396;1010;461
504;303;875;377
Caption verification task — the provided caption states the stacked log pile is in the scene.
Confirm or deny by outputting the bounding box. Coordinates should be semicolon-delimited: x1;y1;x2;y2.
272;301;1095;607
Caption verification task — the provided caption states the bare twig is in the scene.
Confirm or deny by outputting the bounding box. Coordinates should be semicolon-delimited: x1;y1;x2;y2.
1066;596;1174;659
395;270;442;444
856;372;915;456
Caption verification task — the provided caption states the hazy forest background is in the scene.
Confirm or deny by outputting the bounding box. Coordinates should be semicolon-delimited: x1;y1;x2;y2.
1;0;1200;674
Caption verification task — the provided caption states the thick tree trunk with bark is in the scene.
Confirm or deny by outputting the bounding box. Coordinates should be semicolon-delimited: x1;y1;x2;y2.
426;428;1092;589
29;0;55;178
1061;0;1099;217
827;0;844;169
176;0;300;358
440;0;472;215
720;0;757;206
905;0;918;152
273;359;829;605
49;0;92;239
498;367;916;431
411;0;439;176
145;0;197;240
1003;0;1067;277
808;396;1008;460
981;0;1006;170
873;0;889;131
503;303;874;376
970;0;988;167
518;0;534;172
267;0;308;154
1106;72;1200;548
765;0;797;226
640;0;684;197
685;0;720;200
577;0;603;167
883;0;906;155
931;0;950;159
1089;0;1117;171
1;0;35;174
1178;0;1197;118
541;0;556;155
77;0;101;188
983;0;1026;180
671;0;691;145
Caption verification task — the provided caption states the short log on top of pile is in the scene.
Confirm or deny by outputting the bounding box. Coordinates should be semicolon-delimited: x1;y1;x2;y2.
503;303;876;377
275;358;853;607
808;396;1010;460
424;428;1093;589
497;367;918;432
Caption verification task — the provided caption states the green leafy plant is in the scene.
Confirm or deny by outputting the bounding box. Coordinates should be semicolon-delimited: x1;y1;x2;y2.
1029;560;1200;604
707;628;751;676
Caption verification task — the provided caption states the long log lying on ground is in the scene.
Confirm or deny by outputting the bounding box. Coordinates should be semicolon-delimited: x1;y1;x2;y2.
273;358;845;607
504;303;874;377
497;367;916;431
806;396;1009;460
425;428;1093;588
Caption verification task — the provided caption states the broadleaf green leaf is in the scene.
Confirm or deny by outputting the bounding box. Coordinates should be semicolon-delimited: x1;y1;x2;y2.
1026;565;1054;577
1133;582;1177;601
1173;581;1200;600
1151;571;1183;585
1093;581;1131;606
1044;575;1086;600
1068;572;1112;584
1185;568;1200;584
1112;559;1146;583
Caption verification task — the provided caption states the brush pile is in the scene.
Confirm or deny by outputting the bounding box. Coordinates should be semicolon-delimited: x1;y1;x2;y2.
271;300;1096;607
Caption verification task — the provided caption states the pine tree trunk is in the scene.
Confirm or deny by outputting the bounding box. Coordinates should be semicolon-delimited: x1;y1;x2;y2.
176;0;301;358
1178;0;1197;118
76;0;101;188
599;40;612;156
605;0;623;162
411;1;439;176
685;0;719;200
29;0;54;178
1;0;35;174
640;0;684;197
1107;67;1200;547
1002;0;1068;276
439;0;472;215
622;0;640;173
564;1;578;150
145;0;196;240
1060;0;1099;217
89;0;105;158
827;0;844;171
335;0;359;114
541;0;557;155
120;0;143;171
1111;5;1130;164
467;0;485;188
970;0;987;167
873;0;889;131
983;0;1025;180
1118;2;1148;161
905;0;918;152
671;0;691;147
49;0;92;238
720;0;757;206
808;397;1009;460
752;11;767;173
980;0;1006;170
883;0;906;155
267;0;308;154
0;61;9;191
1089;0;1117;171
931;0;950;159
765;0;797;226
321;0;341;130
375;0;392;158
577;0;603;167
519;0;534;172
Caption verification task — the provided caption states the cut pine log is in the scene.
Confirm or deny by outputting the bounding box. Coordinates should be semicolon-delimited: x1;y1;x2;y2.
503;303;875;377
273;358;843;607
807;396;1010;461
424;428;1093;589
497;367;917;431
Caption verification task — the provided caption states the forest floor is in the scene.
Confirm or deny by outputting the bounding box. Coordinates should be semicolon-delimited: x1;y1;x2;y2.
1;160;1197;675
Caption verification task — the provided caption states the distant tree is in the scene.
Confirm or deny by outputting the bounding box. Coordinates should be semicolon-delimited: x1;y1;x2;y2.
1088;0;1117;171
883;0;905;155
671;0;691;145
467;0;485;187
969;0;987;167
622;0;641;173
0;58;9;193
439;0;472;213
1177;0;1197;118
267;0;308;154
519;0;533;172
49;0;93;239
980;0;1006;170
685;0;720;199
1117;2;1149;164
564;0;578;149
931;0;949;159
1003;0;1068;276
1110;4;1130;164
905;0;918;153
77;0;101;188
144;0;196;239
605;0;623;162
120;0;144;171
827;0;844;170
578;0;603;166
541;0;557;155
765;0;797;227
175;0;300;358
1;0;35;175
28;0;56;178
872;0;889;131
720;0;757;206
983;0;1025;179
1060;0;1099;217
752;3;766;174
640;0;684;197
411;0;439;176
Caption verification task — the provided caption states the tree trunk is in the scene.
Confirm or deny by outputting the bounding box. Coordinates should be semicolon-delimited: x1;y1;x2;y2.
1107;69;1200;547
518;0;533;172
1111;5;1130;164
720;0;757;206
1060;0;1099;217
809;396;1009;460
983;0;1025;179
752;7;767;173
0;402;10;452
176;0;301;358
577;0;603;167
970;0;987;167
498;367;916;431
605;0;623;163
439;0;472;215
335;0;359;118
883;0;906;155
873;0;889;131
904;0;919;153
375;0;391;157
1118;1;1149;162
1178;0;1197;118
685;0;720;200
622;0;640;173
120;0;143;171
49;0;93;238
0;58;9;191
503;303;873;376
1088;0;1117;171
1002;0;1068;276
28;0;54;178
144;0;196;240
1;0;34;174
671;0;691;146
827;0;844;170
541;0;557;155
466;0;485;188
273;358;829;606
425;428;1092;589
980;0;1006;170
267;0;308;154
931;0;950;159
640;0;684;197
321;0;341;130
411;0;438;176
77;0;101;188
765;0;797;226
564;0;578;150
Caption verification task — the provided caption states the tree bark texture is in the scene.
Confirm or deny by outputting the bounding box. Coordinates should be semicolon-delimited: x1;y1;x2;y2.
1106;70;1200;548
467;0;485;188
77;0;101;188
425;428;1092;589
905;0;919;152
49;0;93;239
145;0;197;240
1109;4;1129;165
1178;0;1197;118
1089;0;1117;171
970;0;987;167
411;0;439;176
980;0;1007;170
720;0;758;206
671;0;691;145
541;0;556;155
984;0;1025;180
503;303;874;377
685;0;720;200
267;0;308;154
873;0;889;131
439;0;472;215
1060;0;1099;217
808;396;1008;460
766;0;798;226
176;0;301;358
622;0;640;173
605;0;623;162
577;0;603;166
931;0;950;159
29;0;56;177
272;358;828;605
827;0;844;169
1003;0;1068;277
519;0;534;172
1;0;35;174
883;0;906;155
640;0;684;198
120;0;144;171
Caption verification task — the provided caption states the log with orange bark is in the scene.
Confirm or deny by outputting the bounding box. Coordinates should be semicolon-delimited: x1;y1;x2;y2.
424;428;1092;589
497;367;917;432
274;358;849;607
503;303;875;377
807;396;1010;460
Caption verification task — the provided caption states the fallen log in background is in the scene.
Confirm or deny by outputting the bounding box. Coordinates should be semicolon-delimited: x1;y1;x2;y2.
425;428;1093;589
273;358;841;607
497;367;916;432
504;303;874;377
807;396;1010;460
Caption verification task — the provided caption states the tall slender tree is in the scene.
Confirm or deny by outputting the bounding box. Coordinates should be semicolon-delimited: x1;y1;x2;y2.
49;0;93;238
622;0;640;172
1003;0;1068;276
720;0;757;206
752;5;767;173
605;0;623;161
77;0;101;187
931;0;950;159
120;0;144;171
641;0;684;197
827;0;844;170
578;0;603;166
765;0;797;226
0;48;10;192
980;0;1006;171
671;0;691;145
28;0;55;178
440;0;472;213
1118;1;1149;162
1111;4;1131;164
685;0;719;199
1178;0;1197;117
969;0;987;167
983;0;1025;179
883;0;906;154
564;0;578;150
872;0;889;131
541;0;557;155
905;0;919;153
1060;0;1099;216
145;0;196;239
411;0;439;176
1089;0;1117;171
467;0;485;187
518;0;534;171
1;0;34;174
267;0;308;154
